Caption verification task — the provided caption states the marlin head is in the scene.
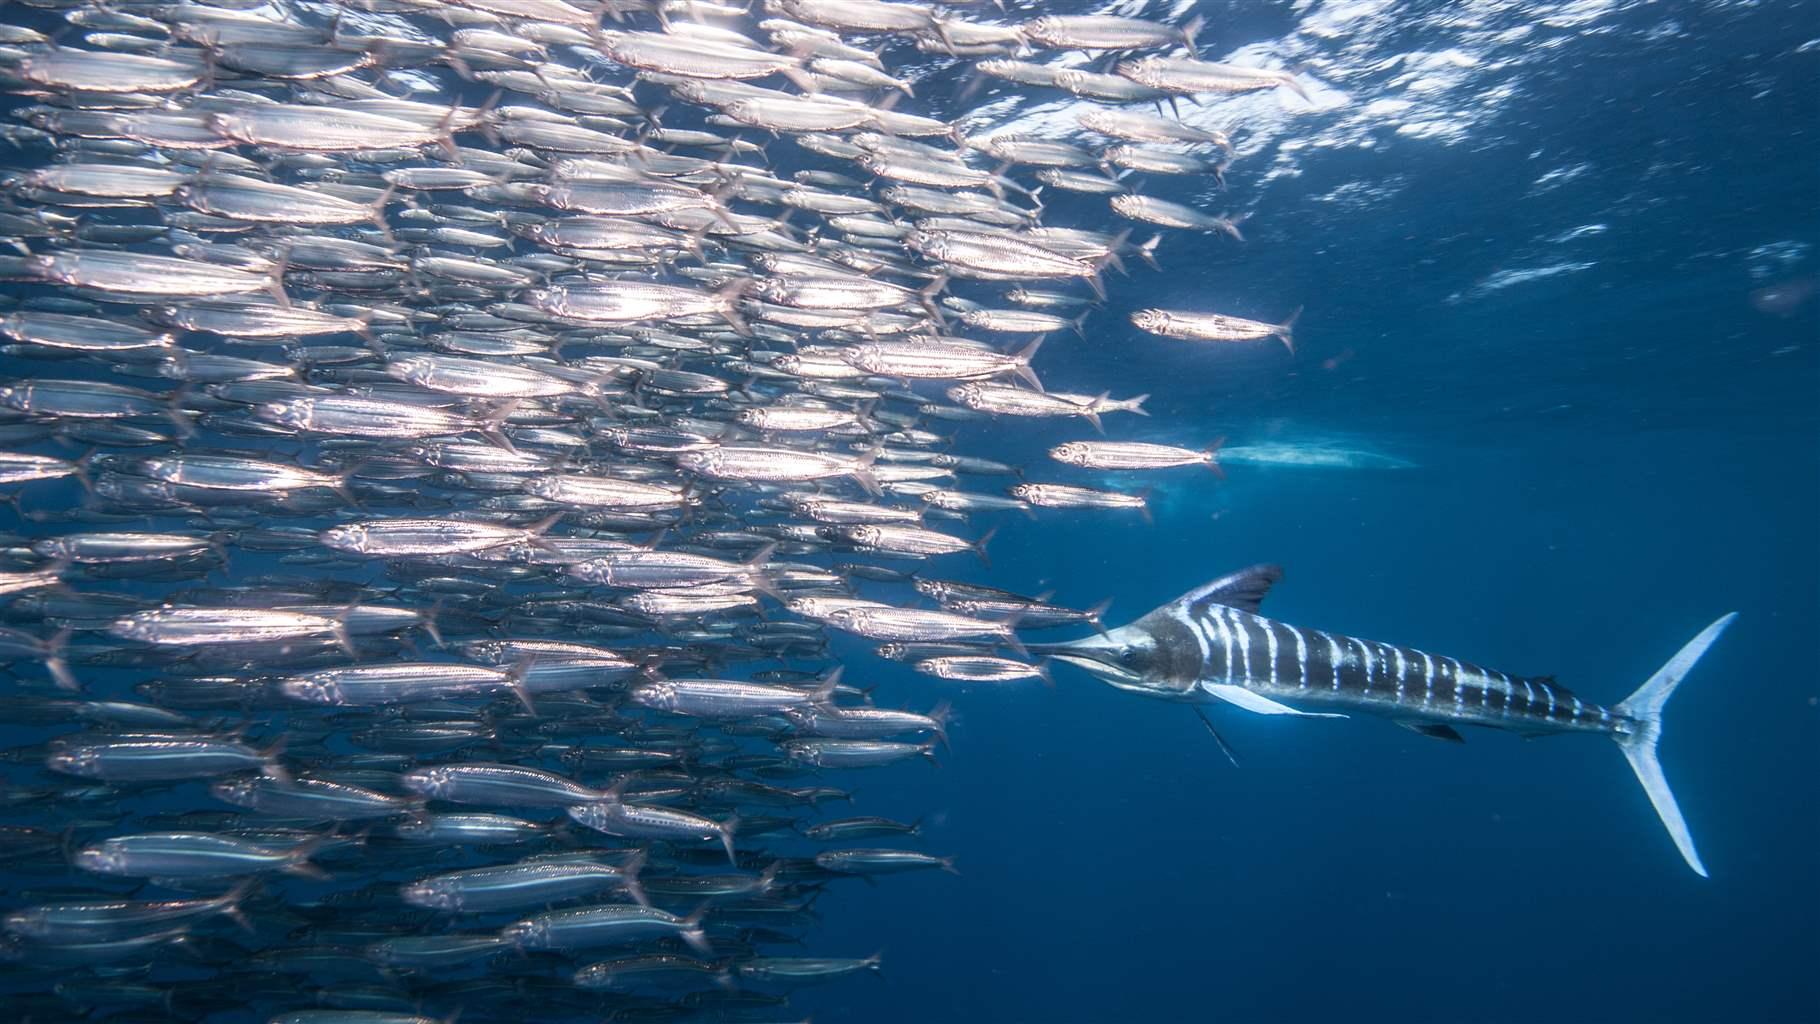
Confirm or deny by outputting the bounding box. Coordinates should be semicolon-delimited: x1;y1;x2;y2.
1032;564;1287;702
1031;618;1203;700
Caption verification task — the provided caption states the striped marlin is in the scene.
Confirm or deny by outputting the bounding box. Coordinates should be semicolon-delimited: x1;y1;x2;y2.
1033;565;1736;876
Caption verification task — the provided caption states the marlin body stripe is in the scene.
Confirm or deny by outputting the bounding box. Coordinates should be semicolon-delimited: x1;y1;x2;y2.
1151;593;1609;734
1041;565;1736;876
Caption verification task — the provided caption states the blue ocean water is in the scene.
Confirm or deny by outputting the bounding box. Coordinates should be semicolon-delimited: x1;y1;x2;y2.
0;0;1814;1021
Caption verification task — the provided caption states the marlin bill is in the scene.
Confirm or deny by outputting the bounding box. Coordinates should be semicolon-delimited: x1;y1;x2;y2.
1036;565;1736;876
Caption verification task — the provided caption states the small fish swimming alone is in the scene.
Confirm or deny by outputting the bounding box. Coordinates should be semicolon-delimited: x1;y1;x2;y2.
1130;307;1299;354
1036;565;1735;876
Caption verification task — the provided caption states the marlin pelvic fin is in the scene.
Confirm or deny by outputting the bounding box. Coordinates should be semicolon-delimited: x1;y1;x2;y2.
1194;705;1241;767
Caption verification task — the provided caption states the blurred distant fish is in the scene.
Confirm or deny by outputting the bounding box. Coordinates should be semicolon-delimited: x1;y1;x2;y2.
1216;442;1420;471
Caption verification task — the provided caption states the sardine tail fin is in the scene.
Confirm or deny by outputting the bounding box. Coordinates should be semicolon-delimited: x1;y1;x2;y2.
620;848;650;909
972;525;996;567
1277;306;1301;356
719;814;740;867
1179;14;1205;50
1203;436;1226;479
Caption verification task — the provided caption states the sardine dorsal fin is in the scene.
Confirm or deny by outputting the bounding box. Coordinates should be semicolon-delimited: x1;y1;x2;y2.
1178;564;1283;616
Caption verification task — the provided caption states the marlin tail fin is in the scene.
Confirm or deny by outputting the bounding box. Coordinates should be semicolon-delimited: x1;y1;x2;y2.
1612;613;1736;877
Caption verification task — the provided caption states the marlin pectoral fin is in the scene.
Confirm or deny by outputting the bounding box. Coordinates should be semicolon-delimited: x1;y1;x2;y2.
1397;721;1465;743
1201;683;1346;718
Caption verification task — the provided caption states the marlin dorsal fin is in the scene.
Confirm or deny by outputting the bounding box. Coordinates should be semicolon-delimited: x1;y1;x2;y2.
1178;564;1283;616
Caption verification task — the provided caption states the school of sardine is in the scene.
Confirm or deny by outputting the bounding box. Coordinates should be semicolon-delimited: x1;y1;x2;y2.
0;1;1303;1020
